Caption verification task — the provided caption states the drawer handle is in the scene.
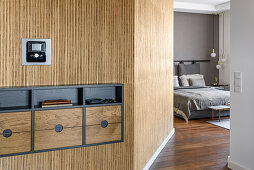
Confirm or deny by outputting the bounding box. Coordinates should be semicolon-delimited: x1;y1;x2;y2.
55;124;63;133
101;120;108;128
3;129;12;138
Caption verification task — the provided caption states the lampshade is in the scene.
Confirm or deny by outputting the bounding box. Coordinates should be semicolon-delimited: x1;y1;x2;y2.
216;61;221;69
221;54;226;63
221;58;226;63
211;49;216;58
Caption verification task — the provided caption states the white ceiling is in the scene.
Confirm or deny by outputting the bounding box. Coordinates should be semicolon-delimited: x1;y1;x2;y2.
174;0;230;14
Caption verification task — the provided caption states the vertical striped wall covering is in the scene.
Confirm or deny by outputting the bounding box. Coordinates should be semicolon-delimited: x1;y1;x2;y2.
0;0;173;169
134;0;174;169
0;0;134;169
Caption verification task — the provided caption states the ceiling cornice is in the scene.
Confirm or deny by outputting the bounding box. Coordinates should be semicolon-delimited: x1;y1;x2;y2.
174;1;230;14
215;2;230;12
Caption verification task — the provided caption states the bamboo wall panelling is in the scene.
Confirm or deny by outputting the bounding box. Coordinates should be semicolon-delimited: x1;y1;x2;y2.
133;0;174;169
0;0;134;169
0;0;173;169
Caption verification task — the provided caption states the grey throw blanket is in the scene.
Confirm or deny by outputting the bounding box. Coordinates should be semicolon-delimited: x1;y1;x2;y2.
174;87;230;120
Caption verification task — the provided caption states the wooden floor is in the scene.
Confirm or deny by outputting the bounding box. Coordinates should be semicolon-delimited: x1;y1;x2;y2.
149;116;230;170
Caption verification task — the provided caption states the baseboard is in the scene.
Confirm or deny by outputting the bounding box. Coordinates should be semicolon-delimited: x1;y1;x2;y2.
143;128;175;170
228;156;249;170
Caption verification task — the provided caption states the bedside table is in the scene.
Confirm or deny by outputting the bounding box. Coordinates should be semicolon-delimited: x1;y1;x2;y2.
211;84;230;91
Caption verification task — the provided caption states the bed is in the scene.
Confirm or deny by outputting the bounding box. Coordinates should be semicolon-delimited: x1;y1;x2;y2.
173;62;230;122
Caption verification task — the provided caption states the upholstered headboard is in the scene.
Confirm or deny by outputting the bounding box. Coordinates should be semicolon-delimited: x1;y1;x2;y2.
178;63;200;76
173;63;178;76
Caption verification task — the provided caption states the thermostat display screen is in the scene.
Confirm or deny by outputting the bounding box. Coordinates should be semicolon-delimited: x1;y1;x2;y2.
32;44;42;51
22;39;51;65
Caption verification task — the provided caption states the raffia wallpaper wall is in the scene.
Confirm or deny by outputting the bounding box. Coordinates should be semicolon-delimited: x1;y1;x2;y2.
134;0;174;169
0;0;134;169
0;0;173;169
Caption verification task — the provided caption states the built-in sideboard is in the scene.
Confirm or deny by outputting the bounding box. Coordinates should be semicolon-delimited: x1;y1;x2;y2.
0;84;124;157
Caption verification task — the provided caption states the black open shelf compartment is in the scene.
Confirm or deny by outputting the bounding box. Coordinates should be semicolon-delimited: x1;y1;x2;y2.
0;90;32;112
84;86;123;106
0;84;123;112
34;88;83;108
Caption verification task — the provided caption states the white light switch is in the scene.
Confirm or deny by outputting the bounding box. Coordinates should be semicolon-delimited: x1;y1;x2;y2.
234;72;242;93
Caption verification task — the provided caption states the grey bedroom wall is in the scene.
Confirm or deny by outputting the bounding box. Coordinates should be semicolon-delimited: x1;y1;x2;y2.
174;12;219;85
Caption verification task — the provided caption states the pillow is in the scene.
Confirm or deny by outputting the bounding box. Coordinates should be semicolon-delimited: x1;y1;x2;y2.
179;76;189;86
189;78;206;87
173;76;180;87
179;74;204;87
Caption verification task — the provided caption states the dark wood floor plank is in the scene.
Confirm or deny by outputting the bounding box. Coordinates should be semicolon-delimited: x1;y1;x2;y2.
149;117;230;170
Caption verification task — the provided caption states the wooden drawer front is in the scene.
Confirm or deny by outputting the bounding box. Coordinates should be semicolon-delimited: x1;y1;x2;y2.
35;108;82;131
0;132;30;155
86;123;121;144
86;105;122;126
0;111;31;155
0;111;31;133
34;127;82;150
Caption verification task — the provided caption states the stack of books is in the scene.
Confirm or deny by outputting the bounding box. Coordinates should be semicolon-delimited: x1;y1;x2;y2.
41;100;72;108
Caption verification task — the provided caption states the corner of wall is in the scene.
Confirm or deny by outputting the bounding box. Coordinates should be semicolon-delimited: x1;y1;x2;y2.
228;156;249;170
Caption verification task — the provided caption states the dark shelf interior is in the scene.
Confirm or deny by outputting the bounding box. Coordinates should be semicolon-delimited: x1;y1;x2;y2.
84;86;123;105
0;85;123;112
0;90;31;110
34;88;83;107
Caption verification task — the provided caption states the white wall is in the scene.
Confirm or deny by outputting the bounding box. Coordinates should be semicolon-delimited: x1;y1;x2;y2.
229;0;254;169
219;11;230;85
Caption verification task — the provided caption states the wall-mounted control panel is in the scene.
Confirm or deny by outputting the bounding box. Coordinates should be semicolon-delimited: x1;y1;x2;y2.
27;41;46;62
22;38;51;65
